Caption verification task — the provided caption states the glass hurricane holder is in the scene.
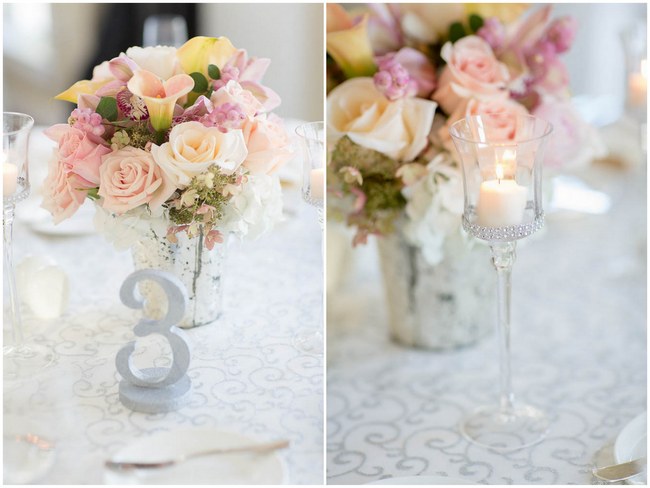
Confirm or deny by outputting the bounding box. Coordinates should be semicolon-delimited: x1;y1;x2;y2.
296;122;325;230
449;115;552;452
621;20;648;154
3;113;55;379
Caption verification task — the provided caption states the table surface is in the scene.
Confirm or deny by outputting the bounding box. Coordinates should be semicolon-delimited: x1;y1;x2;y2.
326;152;647;483
3;126;324;484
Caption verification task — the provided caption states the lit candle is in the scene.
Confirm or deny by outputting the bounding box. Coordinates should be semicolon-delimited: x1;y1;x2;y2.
628;59;647;107
476;163;527;228
3;161;18;197
310;168;324;201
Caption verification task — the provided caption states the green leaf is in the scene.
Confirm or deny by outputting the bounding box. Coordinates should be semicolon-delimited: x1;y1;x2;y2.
96;97;118;122
469;14;484;33
87;188;100;201
208;64;221;80
190;72;208;93
449;22;466;43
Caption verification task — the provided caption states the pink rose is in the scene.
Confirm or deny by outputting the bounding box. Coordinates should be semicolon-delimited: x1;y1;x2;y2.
98;147;176;214
442;97;530;149
533;100;605;171
210;80;264;118
44;124;111;187
432;36;510;115
241;115;293;175
41;155;88;224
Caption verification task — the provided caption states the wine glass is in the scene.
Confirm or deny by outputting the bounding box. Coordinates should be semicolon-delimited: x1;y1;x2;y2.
293;122;325;354
3;112;57;380
142;14;188;47
449;114;553;452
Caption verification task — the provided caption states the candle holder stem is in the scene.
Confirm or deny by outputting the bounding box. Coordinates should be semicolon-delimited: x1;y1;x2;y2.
491;241;516;415
3;202;24;352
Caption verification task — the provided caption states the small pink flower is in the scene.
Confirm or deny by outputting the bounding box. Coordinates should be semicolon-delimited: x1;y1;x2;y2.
69;108;105;138
544;16;577;54
44;124;112;186
204;229;224;250
373;54;417;101
201;103;246;132
478;17;506;51
41;156;88;224
98;147;176;214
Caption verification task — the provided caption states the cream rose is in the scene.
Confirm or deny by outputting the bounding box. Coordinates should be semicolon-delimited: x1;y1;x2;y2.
327;77;437;162
125;46;181;81
151;121;248;187
433;36;510;115
98;147;176;214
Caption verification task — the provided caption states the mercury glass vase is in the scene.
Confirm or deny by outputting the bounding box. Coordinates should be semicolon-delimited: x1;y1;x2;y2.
131;228;226;328
377;230;493;350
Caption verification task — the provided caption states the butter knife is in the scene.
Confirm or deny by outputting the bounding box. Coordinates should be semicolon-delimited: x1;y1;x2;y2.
593;457;647;482
105;438;290;471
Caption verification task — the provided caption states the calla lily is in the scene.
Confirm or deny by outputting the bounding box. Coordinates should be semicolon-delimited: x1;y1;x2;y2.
127;70;194;132
465;3;530;25
177;36;237;78
54;79;112;103
327;9;376;78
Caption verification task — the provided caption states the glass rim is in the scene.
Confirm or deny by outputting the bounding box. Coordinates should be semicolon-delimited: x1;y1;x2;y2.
449;114;553;146
3;112;35;136
295;121;324;143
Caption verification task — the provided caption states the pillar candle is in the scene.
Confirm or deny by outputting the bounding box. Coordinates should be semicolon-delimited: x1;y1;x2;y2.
3;162;18;197
310;168;324;201
629;73;647;107
476;165;527;227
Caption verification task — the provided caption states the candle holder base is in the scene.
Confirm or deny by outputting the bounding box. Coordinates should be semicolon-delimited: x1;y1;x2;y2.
460;403;549;452
3;343;57;381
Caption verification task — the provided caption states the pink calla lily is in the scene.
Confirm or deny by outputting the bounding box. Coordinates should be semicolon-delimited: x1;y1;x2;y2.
127;70;194;132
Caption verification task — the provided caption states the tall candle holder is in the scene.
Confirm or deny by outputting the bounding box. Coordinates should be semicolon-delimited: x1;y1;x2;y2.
449;115;552;451
3;112;56;379
292;121;324;354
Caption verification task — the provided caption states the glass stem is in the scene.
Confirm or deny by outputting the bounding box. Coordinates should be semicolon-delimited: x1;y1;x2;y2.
490;241;517;414
3;202;24;349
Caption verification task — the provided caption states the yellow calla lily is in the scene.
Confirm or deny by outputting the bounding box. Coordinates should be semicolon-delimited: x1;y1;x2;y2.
327;13;376;78
465;3;530;24
177;36;237;77
54;79;111;103
127;70;194;132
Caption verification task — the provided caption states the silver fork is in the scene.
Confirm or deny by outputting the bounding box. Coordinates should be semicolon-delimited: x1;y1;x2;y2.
105;438;290;470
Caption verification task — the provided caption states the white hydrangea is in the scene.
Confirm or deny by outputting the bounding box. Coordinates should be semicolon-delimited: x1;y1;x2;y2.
219;174;284;240
93;205;168;251
401;152;465;265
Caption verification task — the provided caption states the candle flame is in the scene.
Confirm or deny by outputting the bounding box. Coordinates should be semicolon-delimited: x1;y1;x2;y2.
642;59;647;79
496;164;504;181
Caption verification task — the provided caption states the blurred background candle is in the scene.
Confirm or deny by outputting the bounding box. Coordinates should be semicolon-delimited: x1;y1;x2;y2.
310;168;324;201
476;164;528;228
628;59;647;107
3;160;18;196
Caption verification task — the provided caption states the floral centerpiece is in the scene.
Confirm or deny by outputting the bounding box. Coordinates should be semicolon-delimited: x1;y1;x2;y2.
43;36;293;327
326;4;604;348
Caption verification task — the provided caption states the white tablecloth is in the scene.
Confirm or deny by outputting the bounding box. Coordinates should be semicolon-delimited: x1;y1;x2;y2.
326;157;646;484
3;127;324;484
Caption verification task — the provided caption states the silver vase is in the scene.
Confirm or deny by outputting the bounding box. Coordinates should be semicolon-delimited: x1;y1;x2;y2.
377;231;493;350
131;228;226;328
